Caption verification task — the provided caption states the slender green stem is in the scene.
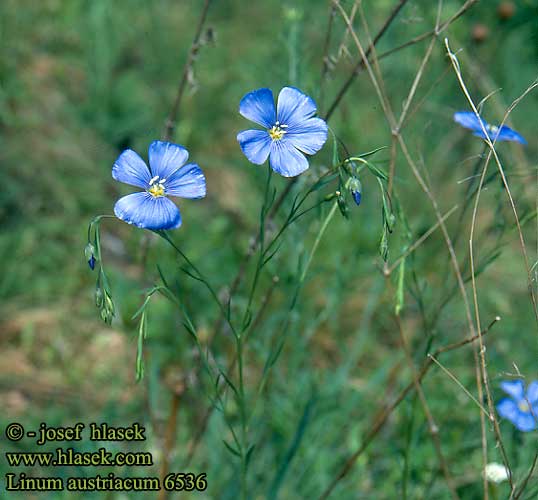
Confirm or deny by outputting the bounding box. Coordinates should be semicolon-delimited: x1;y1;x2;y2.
155;282;242;449
88;215;115;275
252;178;350;414
157;230;237;337
242;164;273;331
237;330;247;500
260;167;339;264
237;163;274;500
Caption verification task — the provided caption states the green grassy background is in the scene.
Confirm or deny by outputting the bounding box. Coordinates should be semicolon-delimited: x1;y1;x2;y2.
2;0;538;498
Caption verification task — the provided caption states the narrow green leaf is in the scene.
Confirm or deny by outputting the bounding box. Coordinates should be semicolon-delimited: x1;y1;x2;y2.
245;444;256;467
367;161;389;181
222;439;241;457
310;171;339;192
267;394;316;500
395;257;406;315
136;310;147;382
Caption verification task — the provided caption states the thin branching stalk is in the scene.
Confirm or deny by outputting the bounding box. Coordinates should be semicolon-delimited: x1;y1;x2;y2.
324;0;410;120
182;276;279;468
324;0;478;121
385;205;459;275
445;39;538;329
394;312;461;500
163;0;213;141
250;179;351;414
317;317;501;500
446;41;538;496
319;2;337;112
513;452;538;500
324;3;495;497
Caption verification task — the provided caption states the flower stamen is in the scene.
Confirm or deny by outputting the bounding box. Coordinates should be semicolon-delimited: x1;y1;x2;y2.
518;400;530;413
487;124;500;139
268;122;288;141
148;175;166;197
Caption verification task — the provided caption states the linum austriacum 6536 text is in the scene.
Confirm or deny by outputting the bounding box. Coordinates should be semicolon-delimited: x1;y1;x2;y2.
4;422;207;492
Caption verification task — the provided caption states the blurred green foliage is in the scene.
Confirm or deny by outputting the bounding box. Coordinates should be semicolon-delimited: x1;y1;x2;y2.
2;0;538;498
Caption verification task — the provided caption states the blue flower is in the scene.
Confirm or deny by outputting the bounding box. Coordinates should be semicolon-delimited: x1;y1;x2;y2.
496;379;538;432
454;111;527;144
112;141;206;230
237;87;328;177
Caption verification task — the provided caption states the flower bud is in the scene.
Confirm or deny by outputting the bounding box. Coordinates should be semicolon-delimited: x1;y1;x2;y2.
100;308;109;323
94;287;104;308
387;213;396;232
84;243;97;270
105;292;115;316
349;178;362;206
336;191;349;218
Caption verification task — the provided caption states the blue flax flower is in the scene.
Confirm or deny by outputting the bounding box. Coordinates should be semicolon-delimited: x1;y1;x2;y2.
453;111;526;144
496;379;538;432
112;141;206;230
237;87;328;177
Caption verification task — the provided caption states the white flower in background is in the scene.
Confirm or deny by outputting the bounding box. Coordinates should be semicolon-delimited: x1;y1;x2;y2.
484;462;509;484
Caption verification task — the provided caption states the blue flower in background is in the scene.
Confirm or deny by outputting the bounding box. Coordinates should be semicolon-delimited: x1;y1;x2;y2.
453;111;527;144
496;379;538;432
112;141;206;230
237;87;328;177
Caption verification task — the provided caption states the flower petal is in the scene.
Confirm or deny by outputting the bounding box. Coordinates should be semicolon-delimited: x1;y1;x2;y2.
495;125;527;144
237;129;272;165
496;398;519;423
269;141;309;177
514;412;537;432
112;149;151;189
454;111;487;132
239;88;276;128
526;381;538;405
472;130;489;140
277;87;317;126
500;380;525;400
114;192;181;230
285;117;328;154
165;163;207;199
148;140;189;180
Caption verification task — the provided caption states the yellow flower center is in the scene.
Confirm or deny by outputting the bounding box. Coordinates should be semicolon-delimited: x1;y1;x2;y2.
148;175;166;197
268;122;287;141
518;400;530;413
